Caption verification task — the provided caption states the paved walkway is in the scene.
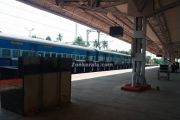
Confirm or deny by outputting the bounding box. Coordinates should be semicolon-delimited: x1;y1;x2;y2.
0;67;180;120
72;66;158;81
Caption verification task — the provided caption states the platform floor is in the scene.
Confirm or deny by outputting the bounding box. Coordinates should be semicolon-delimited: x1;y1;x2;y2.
0;67;180;120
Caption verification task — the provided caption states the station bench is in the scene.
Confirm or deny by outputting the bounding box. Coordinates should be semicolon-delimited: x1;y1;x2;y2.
158;65;170;80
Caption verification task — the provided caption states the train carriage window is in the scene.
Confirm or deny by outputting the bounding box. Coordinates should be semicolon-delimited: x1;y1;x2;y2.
80;56;83;60
72;55;75;60
98;55;103;61
51;53;56;58
92;56;95;61
76;55;79;60
37;52;44;57
57;53;61;58
80;56;84;60
92;56;94;61
30;51;36;57
22;51;31;57
45;52;51;57
60;53;63;58
63;54;66;58
2;49;11;58
67;54;71;58
110;57;112;61
12;49;20;58
89;56;93;61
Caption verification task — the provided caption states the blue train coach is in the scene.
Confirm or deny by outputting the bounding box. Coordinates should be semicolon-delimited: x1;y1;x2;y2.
0;33;132;74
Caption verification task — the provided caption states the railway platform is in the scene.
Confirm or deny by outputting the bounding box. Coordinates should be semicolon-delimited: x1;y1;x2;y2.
0;66;180;120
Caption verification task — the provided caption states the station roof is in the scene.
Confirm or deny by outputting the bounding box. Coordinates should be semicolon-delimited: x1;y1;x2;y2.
17;0;180;58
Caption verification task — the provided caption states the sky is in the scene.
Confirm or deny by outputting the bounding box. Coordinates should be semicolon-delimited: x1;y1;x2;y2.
0;0;133;52
0;0;157;58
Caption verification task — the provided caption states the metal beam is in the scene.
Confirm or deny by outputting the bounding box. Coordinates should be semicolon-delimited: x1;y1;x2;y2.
154;0;180;15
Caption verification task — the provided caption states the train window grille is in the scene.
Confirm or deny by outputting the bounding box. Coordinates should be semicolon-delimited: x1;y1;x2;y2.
51;53;56;57
93;56;96;61
12;49;20;58
104;56;106;61
72;55;75;59
63;54;66;58
82;56;86;60
106;57;109;62
92;56;94;61
98;56;103;61
89;56;93;61
81;56;84;60
57;53;61;58
31;51;37;57
37;52;44;57
45;52;51;57
80;56;83;60
76;55;79;60
22;51;29;57
67;54;71;58
2;48;11;58
60;53;63;58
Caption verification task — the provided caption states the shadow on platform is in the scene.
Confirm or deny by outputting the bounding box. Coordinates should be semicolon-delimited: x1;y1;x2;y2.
0;67;180;120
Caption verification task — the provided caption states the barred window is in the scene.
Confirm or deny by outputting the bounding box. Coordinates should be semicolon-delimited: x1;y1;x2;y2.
2;49;11;57
51;53;56;57
45;53;51;57
12;49;20;57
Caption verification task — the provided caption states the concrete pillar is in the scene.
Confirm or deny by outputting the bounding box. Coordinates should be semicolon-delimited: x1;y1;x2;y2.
131;17;147;86
121;16;151;92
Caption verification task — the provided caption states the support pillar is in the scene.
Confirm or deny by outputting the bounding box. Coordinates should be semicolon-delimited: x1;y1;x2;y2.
121;17;151;92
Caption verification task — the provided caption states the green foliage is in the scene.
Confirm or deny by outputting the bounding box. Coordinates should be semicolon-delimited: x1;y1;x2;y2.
92;40;108;50
101;40;108;50
146;56;151;64
56;33;63;42
73;36;86;47
32;35;37;38
46;36;51;41
93;40;98;48
153;58;164;65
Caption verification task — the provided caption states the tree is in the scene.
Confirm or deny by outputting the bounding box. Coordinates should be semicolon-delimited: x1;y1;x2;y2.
152;58;164;65
32;35;37;38
93;39;98;48
73;36;86;47
146;56;151;64
56;33;63;42
46;36;51;41
101;40;108;50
